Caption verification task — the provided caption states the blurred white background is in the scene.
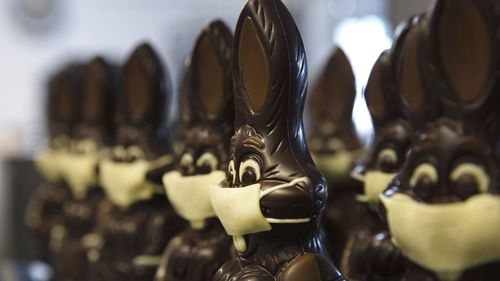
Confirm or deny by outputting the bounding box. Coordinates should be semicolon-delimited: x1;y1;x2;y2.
0;0;431;263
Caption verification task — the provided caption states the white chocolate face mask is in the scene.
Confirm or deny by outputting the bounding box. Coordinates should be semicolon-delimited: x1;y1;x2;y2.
61;153;99;199
99;155;172;209
210;177;311;252
381;193;500;275
355;171;397;207
312;150;362;182
163;170;225;229
35;149;68;183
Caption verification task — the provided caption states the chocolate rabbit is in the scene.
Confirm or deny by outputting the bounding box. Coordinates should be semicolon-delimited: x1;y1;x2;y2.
340;15;432;280
210;0;346;280
156;20;234;281
380;0;500;280
306;47;364;264
25;64;81;262
50;56;115;281
91;43;184;281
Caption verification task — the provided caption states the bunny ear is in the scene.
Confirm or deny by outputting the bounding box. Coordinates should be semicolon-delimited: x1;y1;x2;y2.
178;60;192;126
233;0;308;140
397;15;437;129
310;47;356;122
429;0;499;117
364;51;399;128
190;20;233;123
236;14;270;114
121;43;170;128
82;57;114;130
48;64;82;135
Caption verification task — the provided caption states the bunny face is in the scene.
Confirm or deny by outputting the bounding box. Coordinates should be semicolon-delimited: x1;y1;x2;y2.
381;0;500;276
387;119;497;203
163;20;234;229
381;118;500;275
210;0;326;255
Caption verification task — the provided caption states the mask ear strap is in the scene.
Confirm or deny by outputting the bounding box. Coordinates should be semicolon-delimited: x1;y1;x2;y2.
266;218;310;224
259;176;309;198
147;154;174;171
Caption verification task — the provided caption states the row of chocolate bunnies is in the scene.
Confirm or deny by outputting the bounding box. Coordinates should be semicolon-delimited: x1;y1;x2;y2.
26;0;500;280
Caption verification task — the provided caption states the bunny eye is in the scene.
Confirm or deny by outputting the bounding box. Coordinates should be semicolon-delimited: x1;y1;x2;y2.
239;158;261;186
410;163;438;200
113;146;127;159
196;152;218;174
127;146;145;160
451;163;489;198
227;160;236;186
376;148;398;172
179;153;194;175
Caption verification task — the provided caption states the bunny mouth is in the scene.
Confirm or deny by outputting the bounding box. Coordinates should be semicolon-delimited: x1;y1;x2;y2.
210;177;311;252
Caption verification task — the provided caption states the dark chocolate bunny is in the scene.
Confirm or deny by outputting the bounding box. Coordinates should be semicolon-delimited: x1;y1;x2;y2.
340;15;432;280
91;43;184;281
210;0;345;280
26;64;81;262
156;20;234;281
306;47;364;264
49;56;116;281
381;0;500;280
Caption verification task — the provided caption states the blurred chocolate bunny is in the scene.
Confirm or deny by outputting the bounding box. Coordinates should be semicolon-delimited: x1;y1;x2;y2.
91;43;184;281
306;47;364;264
156;20;234;281
25;64;81;263
50;56;116;281
341;14;431;281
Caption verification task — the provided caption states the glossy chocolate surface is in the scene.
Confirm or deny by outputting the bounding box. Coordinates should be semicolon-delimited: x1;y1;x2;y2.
92;43;184;281
381;0;500;280
212;0;345;280
155;20;234;281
